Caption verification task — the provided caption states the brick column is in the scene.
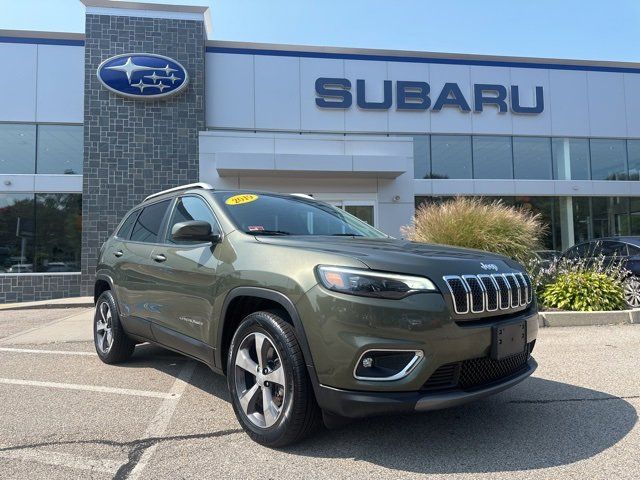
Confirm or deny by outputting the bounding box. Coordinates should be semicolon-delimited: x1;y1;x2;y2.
81;5;206;295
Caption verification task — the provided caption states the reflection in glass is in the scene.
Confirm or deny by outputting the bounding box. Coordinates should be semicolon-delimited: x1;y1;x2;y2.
37;125;83;174
0;124;36;174
34;194;82;272
590;139;627;180
413;136;430;179
513;137;552;180
627;140;640;181
552;138;590;180
431;135;472;179
472;136;513;179
0;194;35;273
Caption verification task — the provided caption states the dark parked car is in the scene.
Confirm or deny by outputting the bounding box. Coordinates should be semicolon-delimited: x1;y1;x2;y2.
93;183;538;446
562;237;640;308
534;250;561;268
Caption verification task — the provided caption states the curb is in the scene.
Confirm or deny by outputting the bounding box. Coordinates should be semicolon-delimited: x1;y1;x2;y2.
538;309;640;327
0;297;94;311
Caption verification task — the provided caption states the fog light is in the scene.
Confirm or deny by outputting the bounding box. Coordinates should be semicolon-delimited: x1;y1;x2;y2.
354;349;423;381
362;357;374;368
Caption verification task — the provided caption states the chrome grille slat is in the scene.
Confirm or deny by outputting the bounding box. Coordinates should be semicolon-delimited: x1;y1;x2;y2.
443;272;533;317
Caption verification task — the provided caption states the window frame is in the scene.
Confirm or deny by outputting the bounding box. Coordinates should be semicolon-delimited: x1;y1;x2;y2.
163;194;223;246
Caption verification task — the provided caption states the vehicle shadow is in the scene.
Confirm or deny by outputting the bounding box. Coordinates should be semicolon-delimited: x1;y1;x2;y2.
127;344;637;474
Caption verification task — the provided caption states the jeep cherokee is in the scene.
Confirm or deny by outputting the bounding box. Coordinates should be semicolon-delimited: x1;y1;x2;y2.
94;182;538;447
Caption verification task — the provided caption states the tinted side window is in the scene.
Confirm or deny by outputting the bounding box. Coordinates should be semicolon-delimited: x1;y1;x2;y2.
166;196;219;244
600;241;628;257
116;210;139;240
130;200;170;243
566;243;589;259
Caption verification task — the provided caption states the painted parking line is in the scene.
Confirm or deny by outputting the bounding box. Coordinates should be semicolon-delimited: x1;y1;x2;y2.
0;444;120;475
0;347;95;356
0;377;179;399
127;361;197;479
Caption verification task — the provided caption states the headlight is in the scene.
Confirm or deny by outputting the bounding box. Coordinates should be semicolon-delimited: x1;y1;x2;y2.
316;265;437;299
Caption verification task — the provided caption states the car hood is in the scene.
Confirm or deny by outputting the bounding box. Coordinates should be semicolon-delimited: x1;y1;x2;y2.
254;236;523;277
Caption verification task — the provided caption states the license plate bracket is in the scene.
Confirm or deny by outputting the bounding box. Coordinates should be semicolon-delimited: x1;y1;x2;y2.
491;321;526;360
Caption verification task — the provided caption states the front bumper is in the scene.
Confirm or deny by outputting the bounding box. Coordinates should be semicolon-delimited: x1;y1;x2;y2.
295;284;539;392
316;358;537;418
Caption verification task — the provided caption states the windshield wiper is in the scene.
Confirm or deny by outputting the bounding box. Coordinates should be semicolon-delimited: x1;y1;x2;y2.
331;233;364;236
248;230;291;236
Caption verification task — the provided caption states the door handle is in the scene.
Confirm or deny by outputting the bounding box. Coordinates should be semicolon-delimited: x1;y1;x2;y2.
113;250;123;258
153;254;167;263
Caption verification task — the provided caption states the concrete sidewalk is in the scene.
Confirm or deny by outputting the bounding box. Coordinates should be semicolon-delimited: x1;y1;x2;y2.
0;296;93;311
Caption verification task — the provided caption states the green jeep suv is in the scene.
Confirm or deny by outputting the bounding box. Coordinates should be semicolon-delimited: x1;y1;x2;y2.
94;183;538;447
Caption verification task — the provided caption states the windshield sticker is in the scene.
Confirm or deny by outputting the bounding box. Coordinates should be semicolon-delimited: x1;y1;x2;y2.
248;226;265;231
226;194;259;205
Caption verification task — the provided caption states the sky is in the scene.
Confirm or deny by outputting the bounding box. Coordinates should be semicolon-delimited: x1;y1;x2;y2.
2;0;640;62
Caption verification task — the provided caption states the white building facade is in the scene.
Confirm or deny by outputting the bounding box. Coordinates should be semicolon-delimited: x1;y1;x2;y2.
1;0;640;301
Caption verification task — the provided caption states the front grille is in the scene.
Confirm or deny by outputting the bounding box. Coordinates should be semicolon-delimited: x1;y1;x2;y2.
421;343;532;392
443;273;533;316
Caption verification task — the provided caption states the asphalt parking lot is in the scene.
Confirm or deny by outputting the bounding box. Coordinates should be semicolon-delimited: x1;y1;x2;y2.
0;307;638;479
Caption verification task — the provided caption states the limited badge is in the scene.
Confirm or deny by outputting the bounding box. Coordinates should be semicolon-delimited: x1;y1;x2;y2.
226;194;259;205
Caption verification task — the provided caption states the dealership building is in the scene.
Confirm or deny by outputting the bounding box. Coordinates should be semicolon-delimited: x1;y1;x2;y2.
1;0;640;302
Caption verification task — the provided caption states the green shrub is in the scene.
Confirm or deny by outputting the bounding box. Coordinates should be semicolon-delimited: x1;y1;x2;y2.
401;197;545;263
527;247;630;311
540;271;625;311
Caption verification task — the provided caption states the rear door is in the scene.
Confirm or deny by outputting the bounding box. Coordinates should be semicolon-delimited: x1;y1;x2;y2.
118;199;172;324
147;195;223;348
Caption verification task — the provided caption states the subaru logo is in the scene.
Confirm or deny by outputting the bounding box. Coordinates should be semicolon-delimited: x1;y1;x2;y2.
96;53;189;99
480;263;499;271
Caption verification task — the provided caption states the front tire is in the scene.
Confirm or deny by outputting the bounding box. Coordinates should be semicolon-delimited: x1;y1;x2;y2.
227;311;321;447
94;290;136;364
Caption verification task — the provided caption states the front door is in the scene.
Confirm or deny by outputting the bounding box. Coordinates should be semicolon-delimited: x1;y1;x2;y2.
146;195;223;347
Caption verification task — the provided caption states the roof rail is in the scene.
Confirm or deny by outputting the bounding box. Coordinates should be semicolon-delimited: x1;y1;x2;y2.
144;182;214;201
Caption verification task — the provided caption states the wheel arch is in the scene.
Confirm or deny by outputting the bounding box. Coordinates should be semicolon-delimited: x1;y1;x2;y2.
216;287;320;392
94;273;122;315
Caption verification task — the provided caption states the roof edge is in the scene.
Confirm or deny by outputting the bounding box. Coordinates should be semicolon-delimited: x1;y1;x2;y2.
0;29;85;41
206;39;640;70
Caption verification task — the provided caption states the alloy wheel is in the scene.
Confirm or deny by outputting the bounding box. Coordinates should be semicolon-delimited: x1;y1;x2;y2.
234;332;286;429
95;301;114;354
623;277;640;308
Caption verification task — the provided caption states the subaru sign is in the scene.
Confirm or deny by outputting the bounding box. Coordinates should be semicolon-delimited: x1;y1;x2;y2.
97;53;189;99
315;78;544;114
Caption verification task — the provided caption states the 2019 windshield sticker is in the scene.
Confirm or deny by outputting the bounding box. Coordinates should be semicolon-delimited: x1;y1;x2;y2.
226;194;259;205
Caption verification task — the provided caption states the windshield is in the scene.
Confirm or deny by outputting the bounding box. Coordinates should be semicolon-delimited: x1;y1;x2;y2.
214;192;387;238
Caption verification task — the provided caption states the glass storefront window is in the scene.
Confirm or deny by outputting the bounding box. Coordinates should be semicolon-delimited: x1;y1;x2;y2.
472;136;513;179
37;125;83;175
0;124;36;174
552;138;590;180
627;140;640;181
0;194;35;273
590;139;628;180
413;136;430;179
414;195;640;253
0;193;81;274
34;193;82;272
513;137;552;180
630;198;640;235
431;135;472;179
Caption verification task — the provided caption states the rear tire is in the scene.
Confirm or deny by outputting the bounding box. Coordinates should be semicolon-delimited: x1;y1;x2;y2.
623;276;640;309
227;310;321;447
93;290;135;364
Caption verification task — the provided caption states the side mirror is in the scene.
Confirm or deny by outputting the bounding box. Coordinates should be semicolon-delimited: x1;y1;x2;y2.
171;221;220;243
